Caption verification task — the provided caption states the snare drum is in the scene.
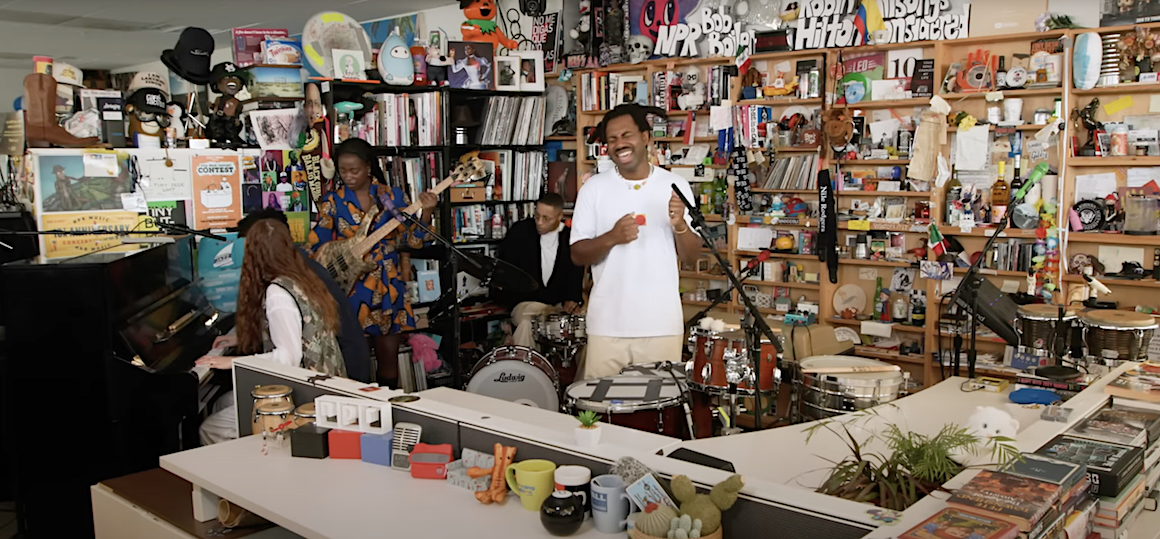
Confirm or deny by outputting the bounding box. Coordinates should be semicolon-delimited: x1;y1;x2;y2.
620;362;688;383
252;384;293;412
253;401;294;436
797;355;904;420
294;402;316;428
687;330;779;395
1017;304;1076;356
534;314;587;344
1080;310;1159;362
465;346;560;410
566;375;689;439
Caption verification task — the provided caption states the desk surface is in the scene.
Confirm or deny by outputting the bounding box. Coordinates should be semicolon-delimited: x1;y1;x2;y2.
161;436;612;539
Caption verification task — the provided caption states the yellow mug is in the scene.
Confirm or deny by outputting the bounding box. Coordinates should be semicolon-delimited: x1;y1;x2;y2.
505;459;557;511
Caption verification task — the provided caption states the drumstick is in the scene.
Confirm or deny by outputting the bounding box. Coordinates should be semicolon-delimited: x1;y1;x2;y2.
801;365;901;374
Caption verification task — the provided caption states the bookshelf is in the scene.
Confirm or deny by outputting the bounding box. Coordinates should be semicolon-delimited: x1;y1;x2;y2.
322;81;546;389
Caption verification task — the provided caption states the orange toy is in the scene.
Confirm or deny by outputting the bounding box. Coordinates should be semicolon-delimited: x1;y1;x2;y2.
460;0;518;50
471;443;517;504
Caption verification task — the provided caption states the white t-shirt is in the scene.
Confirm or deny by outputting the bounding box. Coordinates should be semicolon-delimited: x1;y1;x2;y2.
570;166;695;338
540;222;562;285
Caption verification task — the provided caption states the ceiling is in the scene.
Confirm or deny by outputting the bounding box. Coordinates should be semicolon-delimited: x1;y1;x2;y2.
0;0;444;70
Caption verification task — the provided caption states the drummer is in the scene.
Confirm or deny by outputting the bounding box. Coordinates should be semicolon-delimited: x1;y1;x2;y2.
496;192;585;350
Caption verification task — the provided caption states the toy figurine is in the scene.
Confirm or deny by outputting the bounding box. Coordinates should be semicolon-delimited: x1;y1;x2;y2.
1072;98;1103;156
206;62;244;148
378;32;415;86
626;35;652;64
467;443;517;505
570;0;592;52
677;67;705;111
426;44;452;86
165;101;187;146
768;196;786;218
460;0;518;50
125;87;169;148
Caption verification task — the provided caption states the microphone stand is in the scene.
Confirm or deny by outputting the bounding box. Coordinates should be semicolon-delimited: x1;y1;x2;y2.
685;254;764;330
674;187;781;432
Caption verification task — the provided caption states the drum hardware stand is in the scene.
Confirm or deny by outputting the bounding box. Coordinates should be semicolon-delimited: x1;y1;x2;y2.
674;186;782;432
684;259;763;330
660;360;697;438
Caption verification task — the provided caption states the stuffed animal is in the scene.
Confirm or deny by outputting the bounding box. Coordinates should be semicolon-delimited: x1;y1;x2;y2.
670;474;744;535
952;406;1019;464
378;33;415;86
460;0;518;50
407;333;441;373
570;0;592;50
467;443;517;504
426;44;452;86
677;67;705;111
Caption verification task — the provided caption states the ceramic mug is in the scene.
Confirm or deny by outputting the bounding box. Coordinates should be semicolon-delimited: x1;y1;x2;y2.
591;474;635;533
1004;98;1024;124
506;459;557;511
554;465;592;517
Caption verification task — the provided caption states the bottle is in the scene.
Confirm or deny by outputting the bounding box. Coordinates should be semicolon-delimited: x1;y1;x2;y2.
996;56;1007;89
712;173;728;215
945;171;962;226
991;174;1009;225
873;277;886;321
699;182;713;215
1053;98;1063;120
910;303;926;327
855;233;869;259
1154;249;1160;280
1009;173;1024;205
892;294;909;322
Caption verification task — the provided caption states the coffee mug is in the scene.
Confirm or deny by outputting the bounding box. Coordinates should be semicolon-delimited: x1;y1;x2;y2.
591;474;635;533
554;465;592;517
506;459;557;511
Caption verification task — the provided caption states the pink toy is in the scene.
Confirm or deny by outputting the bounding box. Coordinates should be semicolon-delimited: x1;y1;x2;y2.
408;333;442;373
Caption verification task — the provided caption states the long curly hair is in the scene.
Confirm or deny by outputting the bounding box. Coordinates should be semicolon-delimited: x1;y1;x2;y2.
236;220;339;355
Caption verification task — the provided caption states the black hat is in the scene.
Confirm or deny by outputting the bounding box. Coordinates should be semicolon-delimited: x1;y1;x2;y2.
161;27;214;85
210;62;242;85
127;88;168;115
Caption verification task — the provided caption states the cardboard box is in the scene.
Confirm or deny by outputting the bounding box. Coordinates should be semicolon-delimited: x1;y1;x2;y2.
969;1;1047;37
450;184;487;203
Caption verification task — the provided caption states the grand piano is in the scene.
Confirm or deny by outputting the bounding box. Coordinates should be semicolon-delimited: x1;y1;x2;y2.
0;236;233;538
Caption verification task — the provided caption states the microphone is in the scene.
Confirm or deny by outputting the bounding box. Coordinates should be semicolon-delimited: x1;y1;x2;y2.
1083;273;1113;296
1014;161;1050;201
746;249;773;270
147;219;227;241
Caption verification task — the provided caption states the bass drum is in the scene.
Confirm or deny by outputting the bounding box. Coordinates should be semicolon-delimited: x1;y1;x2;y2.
465;346;560;410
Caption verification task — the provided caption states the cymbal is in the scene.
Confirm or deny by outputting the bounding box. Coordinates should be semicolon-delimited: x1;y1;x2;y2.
455;251;539;295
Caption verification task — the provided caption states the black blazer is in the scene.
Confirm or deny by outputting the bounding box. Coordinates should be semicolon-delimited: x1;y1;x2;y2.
496;218;584;308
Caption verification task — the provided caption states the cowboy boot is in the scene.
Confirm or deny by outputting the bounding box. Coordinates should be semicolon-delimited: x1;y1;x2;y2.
23;73;104;148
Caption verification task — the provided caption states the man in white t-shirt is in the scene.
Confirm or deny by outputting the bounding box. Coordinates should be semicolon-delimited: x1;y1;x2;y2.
570;104;701;379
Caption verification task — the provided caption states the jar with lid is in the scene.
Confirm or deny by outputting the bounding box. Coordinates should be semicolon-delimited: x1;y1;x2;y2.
854;233;869;259
1110;124;1129;156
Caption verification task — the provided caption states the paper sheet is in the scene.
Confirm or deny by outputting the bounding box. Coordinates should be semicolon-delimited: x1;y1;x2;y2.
83;153;117;177
868;118;901;144
861;321;894;338
1127;167;1160;188
954;126;989;171
1151;95;1160;113
736;226;775;250
120;192;147;212
710;101;732;131
1074;172;1118;203
135;151;193;201
859;268;877;280
1000;280;1020;293
1098;245;1145;274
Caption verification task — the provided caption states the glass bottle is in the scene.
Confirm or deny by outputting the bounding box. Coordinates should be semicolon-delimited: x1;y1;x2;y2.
873;277;886;320
996;56;1007;89
945;171;962;226
991;175;1009;225
892;294;909;322
712;173;728;215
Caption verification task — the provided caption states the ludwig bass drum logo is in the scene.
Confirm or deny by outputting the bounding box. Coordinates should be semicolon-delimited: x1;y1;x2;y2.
493;372;526;383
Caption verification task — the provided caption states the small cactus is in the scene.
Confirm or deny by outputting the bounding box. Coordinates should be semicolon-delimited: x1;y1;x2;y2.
667;515;702;539
576;410;600;428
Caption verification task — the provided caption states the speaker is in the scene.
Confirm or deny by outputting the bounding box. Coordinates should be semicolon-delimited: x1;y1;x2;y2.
0;211;38;265
520;0;544;16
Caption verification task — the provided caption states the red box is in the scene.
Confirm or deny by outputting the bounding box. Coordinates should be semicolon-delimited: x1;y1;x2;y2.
408;443;453;479
328;429;362;459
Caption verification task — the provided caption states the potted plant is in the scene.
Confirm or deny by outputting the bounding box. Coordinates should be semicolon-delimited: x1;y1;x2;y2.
804;409;1020;511
574;410;601;446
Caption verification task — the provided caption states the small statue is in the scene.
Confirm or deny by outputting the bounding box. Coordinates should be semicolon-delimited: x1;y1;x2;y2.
1072;98;1103;156
768;196;786;218
125;87;169;148
677;66;705;111
570;0;592;53
206;62;244;148
426;43;452;86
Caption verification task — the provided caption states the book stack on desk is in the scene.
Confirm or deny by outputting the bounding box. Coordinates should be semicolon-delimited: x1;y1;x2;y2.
999;454;1091;539
1036;435;1144;498
944;469;1062;537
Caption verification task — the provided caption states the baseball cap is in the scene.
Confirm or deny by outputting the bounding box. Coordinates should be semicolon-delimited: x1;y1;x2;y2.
53;62;84;87
127;71;170;99
126;88;168;115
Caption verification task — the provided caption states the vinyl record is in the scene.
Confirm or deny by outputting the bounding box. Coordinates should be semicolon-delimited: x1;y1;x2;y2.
301;11;373;78
833;327;860;344
962;65;988;89
1073;199;1105;231
1011;203;1039;229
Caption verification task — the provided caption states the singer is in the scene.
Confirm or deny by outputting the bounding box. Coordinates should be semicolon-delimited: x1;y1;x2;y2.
570;104;700;379
307;138;438;388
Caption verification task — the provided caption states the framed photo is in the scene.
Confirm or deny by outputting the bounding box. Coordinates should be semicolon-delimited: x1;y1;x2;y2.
615;75;645;107
331;48;367;79
512;50;545;92
249;109;298;149
495;55;520;91
448;41;495;90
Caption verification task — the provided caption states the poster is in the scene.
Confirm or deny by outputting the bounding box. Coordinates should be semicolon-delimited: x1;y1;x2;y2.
190;154;242;230
40;211;140;259
259;150;309;213
286;211;311;244
133;151;193;202
529;13;564;74
146;200;188;228
196;233;244;313
37;152;132;212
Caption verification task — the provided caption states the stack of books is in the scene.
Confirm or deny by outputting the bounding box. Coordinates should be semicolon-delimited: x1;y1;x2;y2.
1103;365;1160;403
759;155;819;191
478;96;546;145
375;92;446;147
1037;435;1144;498
451;202;535;244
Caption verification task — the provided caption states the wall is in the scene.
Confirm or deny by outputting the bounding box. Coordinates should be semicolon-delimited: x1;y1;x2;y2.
0;69;29;110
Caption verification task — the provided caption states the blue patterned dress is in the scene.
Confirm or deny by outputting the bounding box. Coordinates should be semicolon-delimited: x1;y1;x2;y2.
307;184;428;336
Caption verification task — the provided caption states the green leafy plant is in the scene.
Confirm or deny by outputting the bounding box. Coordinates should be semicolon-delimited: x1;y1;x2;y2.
804;409;1021;511
576;410;600;429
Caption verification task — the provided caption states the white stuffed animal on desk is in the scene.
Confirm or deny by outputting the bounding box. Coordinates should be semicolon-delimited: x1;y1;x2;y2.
951;406;1019;464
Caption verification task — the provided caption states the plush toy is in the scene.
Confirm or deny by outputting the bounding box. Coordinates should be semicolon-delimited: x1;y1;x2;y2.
426;44;452;86
570;0;592;50
407;333;442;373
668;514;703;539
468;443;517;504
637;503;680;537
952;406;1019;464
677;67;705;111
460;0;518;50
670;474;744;535
378;32;415;86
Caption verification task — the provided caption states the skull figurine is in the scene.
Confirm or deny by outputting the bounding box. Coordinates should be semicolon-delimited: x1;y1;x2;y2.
627;35;652;64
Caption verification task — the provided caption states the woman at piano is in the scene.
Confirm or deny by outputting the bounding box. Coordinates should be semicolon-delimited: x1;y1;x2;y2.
195;219;347;444
306;138;438;388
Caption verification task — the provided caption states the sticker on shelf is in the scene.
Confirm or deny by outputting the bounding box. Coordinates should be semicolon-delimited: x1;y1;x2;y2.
859;268;877;281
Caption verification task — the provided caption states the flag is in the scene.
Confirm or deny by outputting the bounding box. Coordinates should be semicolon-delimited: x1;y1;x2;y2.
929;223;948;256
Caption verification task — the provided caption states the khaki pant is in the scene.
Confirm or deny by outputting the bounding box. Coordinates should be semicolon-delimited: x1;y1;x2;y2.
511;301;562;350
580;335;684;380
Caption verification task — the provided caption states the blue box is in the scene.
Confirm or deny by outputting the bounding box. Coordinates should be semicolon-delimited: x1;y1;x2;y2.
360;431;393;467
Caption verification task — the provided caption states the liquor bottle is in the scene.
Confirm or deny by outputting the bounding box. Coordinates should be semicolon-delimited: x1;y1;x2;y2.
873;277;886;321
992;163;1009;224
699;182;713;215
996;56;1007;89
945;171;962;226
910;303;926;327
892;294;909;322
1009;172;1024;205
1154;249;1159;280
